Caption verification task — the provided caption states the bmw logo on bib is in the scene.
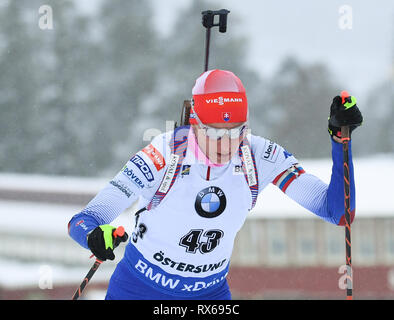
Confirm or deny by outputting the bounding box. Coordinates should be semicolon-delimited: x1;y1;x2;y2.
195;186;227;218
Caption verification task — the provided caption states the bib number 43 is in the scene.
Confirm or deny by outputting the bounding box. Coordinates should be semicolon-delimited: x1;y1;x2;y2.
179;229;224;254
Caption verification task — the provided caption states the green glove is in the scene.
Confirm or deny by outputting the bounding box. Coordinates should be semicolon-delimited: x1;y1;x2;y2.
87;225;128;261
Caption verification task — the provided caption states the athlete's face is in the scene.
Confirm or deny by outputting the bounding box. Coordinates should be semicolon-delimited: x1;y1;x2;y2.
192;122;246;164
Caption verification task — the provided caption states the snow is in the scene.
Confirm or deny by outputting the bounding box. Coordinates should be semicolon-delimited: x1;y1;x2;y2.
0;258;115;289
251;154;394;219
0;201;83;236
0;200;135;237
0;173;108;194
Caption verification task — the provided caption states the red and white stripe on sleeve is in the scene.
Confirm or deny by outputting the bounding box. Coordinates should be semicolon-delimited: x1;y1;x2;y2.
272;164;305;193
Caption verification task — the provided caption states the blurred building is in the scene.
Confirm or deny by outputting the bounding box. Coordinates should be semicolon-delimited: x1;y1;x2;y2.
0;155;393;299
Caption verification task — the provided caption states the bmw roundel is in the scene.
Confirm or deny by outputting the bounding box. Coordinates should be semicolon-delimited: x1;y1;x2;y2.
195;186;226;218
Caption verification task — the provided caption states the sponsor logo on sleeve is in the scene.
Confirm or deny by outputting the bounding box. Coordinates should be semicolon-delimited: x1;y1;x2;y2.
121;165;145;189
283;149;293;159
142;144;166;171
75;220;88;231
262;140;279;163
110;180;134;198
130;155;154;182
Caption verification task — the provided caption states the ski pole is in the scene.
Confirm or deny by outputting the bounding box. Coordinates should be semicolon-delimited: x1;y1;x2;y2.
72;258;103;300
72;226;127;300
340;91;353;300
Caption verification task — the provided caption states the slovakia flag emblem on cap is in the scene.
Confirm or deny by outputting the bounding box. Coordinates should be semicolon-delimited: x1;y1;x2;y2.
222;112;231;122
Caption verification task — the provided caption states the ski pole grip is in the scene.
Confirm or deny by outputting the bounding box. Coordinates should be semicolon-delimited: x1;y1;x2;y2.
113;226;125;238
341;90;351;105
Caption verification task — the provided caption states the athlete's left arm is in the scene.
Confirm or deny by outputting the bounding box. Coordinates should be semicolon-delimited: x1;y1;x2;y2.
273;138;355;226
277;93;362;225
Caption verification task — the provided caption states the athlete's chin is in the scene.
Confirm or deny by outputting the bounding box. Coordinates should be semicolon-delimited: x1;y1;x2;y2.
215;153;231;163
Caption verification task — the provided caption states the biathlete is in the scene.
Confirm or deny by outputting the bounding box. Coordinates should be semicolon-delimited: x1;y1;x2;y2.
68;69;363;300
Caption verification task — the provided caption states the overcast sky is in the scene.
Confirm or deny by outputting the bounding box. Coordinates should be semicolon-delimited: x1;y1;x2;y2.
78;0;394;103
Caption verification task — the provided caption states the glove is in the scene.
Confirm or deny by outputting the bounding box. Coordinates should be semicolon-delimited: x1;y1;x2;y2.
328;91;363;139
87;225;128;261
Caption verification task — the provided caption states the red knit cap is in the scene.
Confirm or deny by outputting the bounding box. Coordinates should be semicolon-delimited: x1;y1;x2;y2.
190;69;248;124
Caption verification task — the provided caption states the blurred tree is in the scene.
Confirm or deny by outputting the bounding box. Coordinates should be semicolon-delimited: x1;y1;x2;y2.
354;23;394;155
95;0;159;174
355;69;394;154
0;0;160;177
36;0;103;176
39;0;159;176
0;0;43;172
263;57;341;159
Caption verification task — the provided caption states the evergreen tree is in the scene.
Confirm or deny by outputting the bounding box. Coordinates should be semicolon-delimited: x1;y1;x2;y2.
356;72;394;154
354;23;394;155
94;0;159;174
264;57;341;158
0;0;160;176
36;0;103;176
0;0;44;172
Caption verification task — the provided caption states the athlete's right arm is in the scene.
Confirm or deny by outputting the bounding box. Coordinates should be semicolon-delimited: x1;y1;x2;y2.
68;133;170;249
